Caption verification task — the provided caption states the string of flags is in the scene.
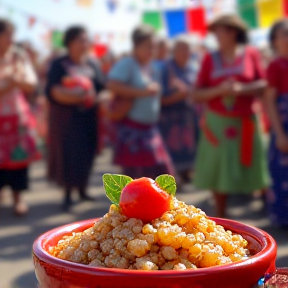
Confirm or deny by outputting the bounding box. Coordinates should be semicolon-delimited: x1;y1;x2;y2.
142;7;207;38
50;29;131;55
1;0;287;32
142;0;288;38
238;0;288;29
76;0;94;7
0;0;287;54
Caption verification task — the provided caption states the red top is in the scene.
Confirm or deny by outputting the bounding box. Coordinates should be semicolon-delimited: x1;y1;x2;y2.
196;47;265;117
267;57;288;95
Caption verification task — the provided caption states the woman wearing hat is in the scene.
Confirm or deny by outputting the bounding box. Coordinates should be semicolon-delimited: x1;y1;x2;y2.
193;14;269;217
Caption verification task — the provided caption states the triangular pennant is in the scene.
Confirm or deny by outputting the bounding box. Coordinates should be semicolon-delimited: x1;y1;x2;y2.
187;7;207;37
76;0;93;7
28;16;36;28
52;30;64;48
142;11;163;31
106;0;118;12
165;10;187;38
237;0;258;29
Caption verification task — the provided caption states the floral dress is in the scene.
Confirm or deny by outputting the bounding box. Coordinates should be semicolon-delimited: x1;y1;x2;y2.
0;47;38;170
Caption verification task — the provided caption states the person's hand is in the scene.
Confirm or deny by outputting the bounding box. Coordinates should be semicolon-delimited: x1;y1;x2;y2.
171;78;189;97
97;90;113;104
145;82;161;96
218;80;232;96
276;134;288;153
218;79;239;98
231;81;244;96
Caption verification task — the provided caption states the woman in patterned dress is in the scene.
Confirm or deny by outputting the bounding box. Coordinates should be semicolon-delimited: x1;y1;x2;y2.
108;26;174;179
0;19;38;215
159;36;198;183
265;19;288;227
193;15;269;217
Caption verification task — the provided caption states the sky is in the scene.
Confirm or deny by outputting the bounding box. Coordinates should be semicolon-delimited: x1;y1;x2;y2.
0;0;142;54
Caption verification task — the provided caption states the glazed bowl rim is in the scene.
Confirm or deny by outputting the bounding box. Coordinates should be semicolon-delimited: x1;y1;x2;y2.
33;217;277;277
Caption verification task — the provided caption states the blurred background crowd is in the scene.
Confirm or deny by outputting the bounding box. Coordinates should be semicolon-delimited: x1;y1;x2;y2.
1;0;288;286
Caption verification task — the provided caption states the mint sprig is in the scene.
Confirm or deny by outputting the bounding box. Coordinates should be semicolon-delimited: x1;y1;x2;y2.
103;174;133;205
155;174;177;196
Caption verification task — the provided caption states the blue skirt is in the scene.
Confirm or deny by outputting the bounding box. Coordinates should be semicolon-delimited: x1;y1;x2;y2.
267;94;288;226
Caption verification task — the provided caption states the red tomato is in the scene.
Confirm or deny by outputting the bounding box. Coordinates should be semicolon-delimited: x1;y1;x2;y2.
119;177;171;223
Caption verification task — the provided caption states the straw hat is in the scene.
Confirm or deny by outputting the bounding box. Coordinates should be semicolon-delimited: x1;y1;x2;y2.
208;14;248;34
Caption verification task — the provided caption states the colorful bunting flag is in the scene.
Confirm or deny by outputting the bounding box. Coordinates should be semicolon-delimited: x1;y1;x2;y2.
237;0;258;29
186;7;207;36
106;0;118;12
51;30;63;49
142;11;163;31
257;0;283;28
28;16;36;27
284;0;288;16
165;10;186;38
76;0;93;7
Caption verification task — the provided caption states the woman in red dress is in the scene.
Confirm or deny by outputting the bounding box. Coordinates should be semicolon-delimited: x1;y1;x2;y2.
193;15;269;217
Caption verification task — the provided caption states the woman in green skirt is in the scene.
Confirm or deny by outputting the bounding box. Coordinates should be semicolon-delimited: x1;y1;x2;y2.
193;15;269;217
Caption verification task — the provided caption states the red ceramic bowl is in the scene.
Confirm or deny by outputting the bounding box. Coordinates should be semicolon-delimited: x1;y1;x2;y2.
33;217;277;288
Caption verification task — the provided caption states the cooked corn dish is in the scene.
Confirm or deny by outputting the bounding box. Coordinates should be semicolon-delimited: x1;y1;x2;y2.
50;198;249;270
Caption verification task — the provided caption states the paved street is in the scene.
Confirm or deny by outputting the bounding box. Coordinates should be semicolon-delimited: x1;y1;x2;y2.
0;149;288;288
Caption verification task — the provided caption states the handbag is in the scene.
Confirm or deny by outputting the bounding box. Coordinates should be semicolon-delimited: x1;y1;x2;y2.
106;93;133;122
106;60;135;122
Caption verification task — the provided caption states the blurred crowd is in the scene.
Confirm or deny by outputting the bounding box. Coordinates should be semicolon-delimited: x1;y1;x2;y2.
0;14;288;228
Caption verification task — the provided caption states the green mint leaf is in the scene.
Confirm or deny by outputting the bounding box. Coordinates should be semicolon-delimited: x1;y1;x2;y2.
155;174;177;196
103;174;133;205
